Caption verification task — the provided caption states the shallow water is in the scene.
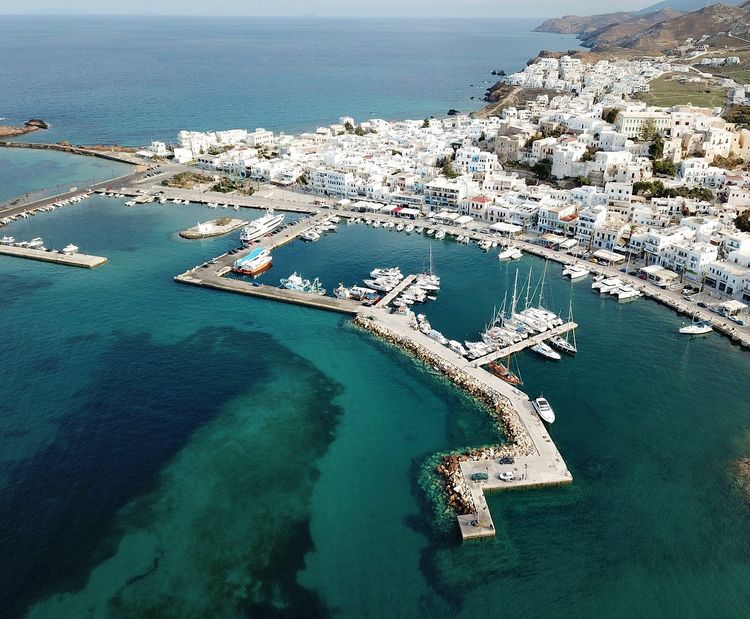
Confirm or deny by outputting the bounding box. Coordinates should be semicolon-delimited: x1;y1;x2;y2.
1;196;749;618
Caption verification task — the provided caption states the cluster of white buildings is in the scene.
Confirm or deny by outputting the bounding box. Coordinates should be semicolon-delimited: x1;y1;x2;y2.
142;56;750;303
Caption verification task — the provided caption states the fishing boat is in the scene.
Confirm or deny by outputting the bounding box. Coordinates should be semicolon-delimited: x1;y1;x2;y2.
280;272;326;295
232;247;272;276
532;396;556;423
530;341;562;360
333;284;351;299
240;210;284;245
679;314;713;335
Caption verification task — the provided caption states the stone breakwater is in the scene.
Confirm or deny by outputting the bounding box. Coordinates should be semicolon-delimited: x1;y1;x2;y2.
353;314;535;515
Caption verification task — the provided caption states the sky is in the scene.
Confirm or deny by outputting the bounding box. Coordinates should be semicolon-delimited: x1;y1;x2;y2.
0;0;661;18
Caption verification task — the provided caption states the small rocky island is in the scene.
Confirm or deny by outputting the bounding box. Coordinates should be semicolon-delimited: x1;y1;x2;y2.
0;119;49;138
179;217;246;239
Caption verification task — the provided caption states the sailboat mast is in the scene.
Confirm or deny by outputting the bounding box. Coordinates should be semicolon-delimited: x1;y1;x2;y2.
525;267;532;311
539;261;548;309
510;269;519;316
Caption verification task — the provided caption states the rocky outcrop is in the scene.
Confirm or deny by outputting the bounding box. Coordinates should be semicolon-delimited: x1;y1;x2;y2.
0;119;49;138
534;11;636;35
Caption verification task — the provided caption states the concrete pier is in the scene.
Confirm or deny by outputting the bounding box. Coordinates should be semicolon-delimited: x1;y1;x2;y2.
472;321;578;366
0;244;107;268
375;274;417;307
355;308;573;540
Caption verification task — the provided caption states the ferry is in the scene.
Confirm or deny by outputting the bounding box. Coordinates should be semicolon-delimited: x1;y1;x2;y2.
232;247;272;276
532;396;556;424
240;210;284;245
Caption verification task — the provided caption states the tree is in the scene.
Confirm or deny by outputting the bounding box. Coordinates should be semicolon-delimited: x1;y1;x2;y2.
653;159;676;177
736;209;750;232
580;146;600;162
603;108;619;124
531;159;553;181
422;118;431;129
344;121;354;133
354;126;365;136
442;159;460;179
639;118;659;142
649;135;664;160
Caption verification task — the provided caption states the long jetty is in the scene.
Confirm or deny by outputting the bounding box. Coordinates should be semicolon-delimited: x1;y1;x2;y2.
472;321;578;367
0;244;107;268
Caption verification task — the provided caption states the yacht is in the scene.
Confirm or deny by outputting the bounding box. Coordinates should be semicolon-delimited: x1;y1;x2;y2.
530;341;562;361
427;329;449;346
372;220;381;228
27;238;45;249
448;340;468;356
562;265;589;280
0;236;14;245
593;277;622;294
232;247;272;277
415;227;424;234
300;229;321;242
370;267;402;279
532;396;556;424
498;246;522;261
240;210;285;245
548;335;577;355
61;244;79;255
405;224;415;233
434;230;446;240
363;278;398;292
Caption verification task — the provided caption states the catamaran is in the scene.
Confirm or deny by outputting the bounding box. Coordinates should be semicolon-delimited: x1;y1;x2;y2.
562;264;589;280
240;210;284;245
498;245;522;261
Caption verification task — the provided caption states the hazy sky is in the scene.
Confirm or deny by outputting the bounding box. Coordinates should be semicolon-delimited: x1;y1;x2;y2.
0;0;660;18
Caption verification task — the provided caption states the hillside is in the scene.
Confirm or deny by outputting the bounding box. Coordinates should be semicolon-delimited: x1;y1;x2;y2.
536;2;750;54
639;0;743;12
533;11;636;35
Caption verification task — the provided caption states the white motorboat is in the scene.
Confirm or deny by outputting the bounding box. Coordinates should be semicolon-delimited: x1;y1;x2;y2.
530;342;562;360
363;278;398;292
498;246;522;261
435;230;446;240
240;210;285;245
532;396;556;424
425;228;435;236
61;244;79;255
405;224;415;233
396;223;404;232
370;267;402;279
448;340;468;356
300;229;321;242
333;284;351;299
0;236;14;245
27;238;45;249
427;329;449;346
562;265;589;280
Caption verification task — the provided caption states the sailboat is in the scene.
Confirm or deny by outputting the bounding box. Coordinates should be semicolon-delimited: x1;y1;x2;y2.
679;313;713;335
548;300;578;355
486;354;522;386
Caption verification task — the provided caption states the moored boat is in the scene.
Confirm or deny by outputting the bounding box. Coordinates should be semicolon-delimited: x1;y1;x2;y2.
240;210;285;245
532;396;555;423
232;247;272;276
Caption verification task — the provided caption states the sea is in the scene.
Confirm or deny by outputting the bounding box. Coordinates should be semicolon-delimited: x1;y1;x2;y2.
2;16;750;619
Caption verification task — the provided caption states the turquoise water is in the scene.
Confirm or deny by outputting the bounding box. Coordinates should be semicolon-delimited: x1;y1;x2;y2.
0;149;131;203
1;196;750;617
0;17;581;145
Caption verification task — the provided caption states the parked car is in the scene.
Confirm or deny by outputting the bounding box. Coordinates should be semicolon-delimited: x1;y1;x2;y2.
498;456;515;465
471;472;489;481
498;471;515;482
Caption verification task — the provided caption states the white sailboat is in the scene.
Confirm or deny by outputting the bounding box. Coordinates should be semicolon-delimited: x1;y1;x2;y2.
679;314;713;335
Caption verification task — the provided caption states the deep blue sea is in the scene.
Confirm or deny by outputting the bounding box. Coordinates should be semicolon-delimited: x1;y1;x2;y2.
3;16;750;619
0;16;581;145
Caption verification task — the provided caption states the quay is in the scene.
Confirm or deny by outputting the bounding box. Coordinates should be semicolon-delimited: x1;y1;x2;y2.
472;321;578;367
0;244;107;268
355;308;573;541
175;211;362;314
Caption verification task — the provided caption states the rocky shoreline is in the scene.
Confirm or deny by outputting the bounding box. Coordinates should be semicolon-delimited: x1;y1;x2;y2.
353;314;535;515
0;119;48;138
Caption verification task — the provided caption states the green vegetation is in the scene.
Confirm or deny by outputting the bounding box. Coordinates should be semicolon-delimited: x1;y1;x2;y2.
422;118;431;129
532;159;553;181
211;177;255;195
736;209;750;232
344;121;354;133
354;126;365;136
580;146;601;162
215;217;232;226
442;159;461;179
162;171;214;189
635;75;728;108
724;105;750;126
602;108;620;124
633;180;713;201
653;159;676;177
639;118;660;142
649;135;664;160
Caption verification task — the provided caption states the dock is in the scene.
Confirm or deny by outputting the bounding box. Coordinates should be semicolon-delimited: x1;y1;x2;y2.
356;308;573;540
0;244;107;268
375;274;416;307
472;321;578;366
